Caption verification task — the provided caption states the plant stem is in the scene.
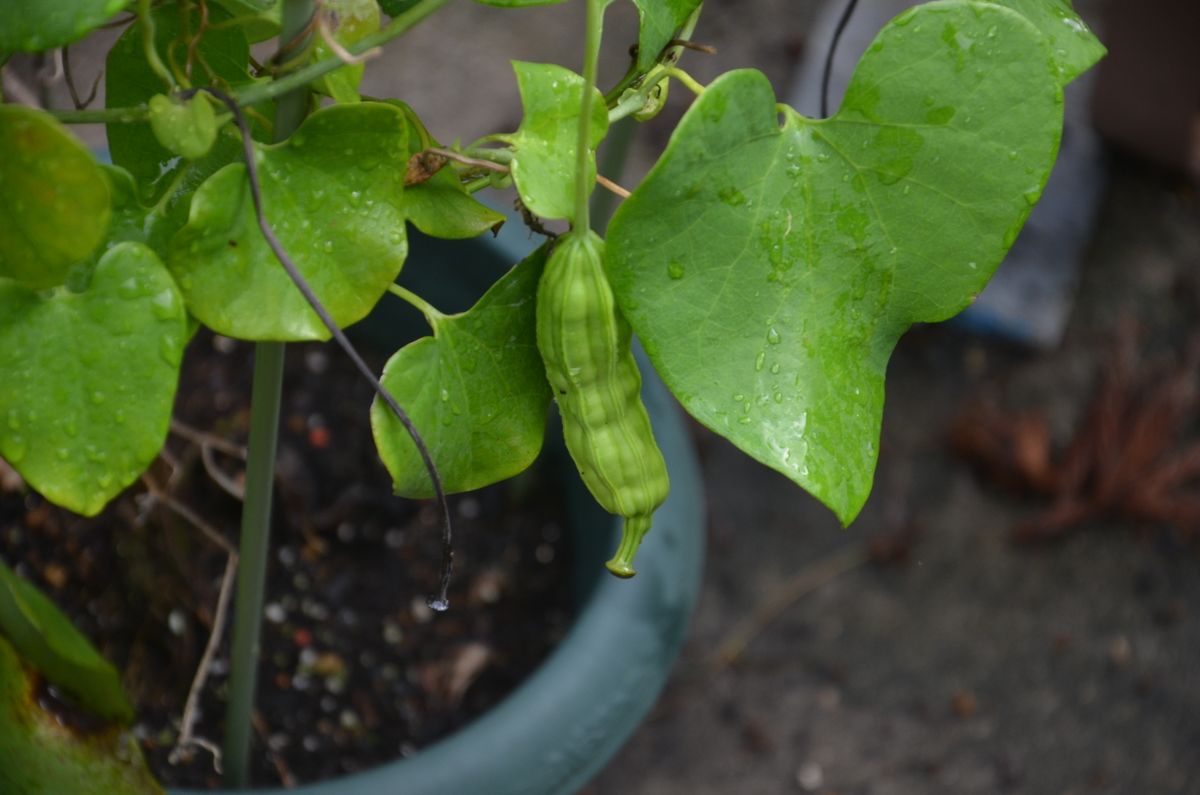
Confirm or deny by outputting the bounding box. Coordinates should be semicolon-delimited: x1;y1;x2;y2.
573;0;606;232
388;283;444;325
235;0;450;108
591;116;634;229
663;67;706;97
137;0;175;88
222;0;313;786
46;0;450;126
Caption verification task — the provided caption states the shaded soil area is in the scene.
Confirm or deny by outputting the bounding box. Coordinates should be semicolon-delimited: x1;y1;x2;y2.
0;332;573;788
585;159;1200;795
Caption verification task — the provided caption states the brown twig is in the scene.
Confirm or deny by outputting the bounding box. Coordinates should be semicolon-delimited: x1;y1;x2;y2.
62;46;102;110
596;173;631;199
252;710;296;787
201;444;245;500
170;418;248;459
141;475;239;772
712;542;869;670
316;9;382;66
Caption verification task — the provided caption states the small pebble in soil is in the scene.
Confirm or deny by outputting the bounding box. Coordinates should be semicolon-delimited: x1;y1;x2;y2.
796;761;824;791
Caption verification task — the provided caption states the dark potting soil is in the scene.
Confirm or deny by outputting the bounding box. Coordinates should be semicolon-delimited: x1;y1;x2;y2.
0;329;574;789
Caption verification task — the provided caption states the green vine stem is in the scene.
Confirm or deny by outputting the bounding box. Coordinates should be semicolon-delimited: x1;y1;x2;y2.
221;0;313;786
136;0;175;89
45;0;450;125
388;283;445;325
573;0;606;232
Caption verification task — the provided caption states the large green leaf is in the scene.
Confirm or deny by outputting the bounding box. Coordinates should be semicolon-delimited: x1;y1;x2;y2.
167;103;410;340
993;0;1105;85
0;636;163;795
313;0;381;103
0;106;111;289
0;0;125;51
372;245;551;497
0;559;132;723
105;1;251;202
0;243;187;517
631;0;702;71
607;1;1074;523
499;62;609;221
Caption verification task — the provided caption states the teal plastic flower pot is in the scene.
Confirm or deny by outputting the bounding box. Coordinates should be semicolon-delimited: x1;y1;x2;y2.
174;229;706;795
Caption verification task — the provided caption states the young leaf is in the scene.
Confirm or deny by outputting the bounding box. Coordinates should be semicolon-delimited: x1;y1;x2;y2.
148;93;219;160
991;0;1105;84
606;1;1075;524
0;0;125;52
0;559;133;724
313;0;381;104
105;1;251;202
388;101;506;239
0;243;187;517
0;636;163;795
630;0;702;71
0;106;111;289
371;245;552;497
499;62;609;221
167;103;410;340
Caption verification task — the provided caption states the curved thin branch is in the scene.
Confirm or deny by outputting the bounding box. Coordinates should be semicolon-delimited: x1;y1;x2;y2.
185;86;456;611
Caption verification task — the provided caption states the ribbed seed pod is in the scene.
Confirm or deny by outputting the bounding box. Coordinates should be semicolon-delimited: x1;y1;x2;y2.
536;229;670;577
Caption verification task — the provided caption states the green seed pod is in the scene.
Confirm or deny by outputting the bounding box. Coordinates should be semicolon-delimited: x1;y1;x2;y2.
536;230;670;578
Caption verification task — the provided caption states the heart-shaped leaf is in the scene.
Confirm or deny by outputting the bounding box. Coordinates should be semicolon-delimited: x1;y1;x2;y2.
0;242;187;517
168;103;410;340
313;0;381;103
106;1;251;202
0;636;162;795
993;0;1105;84
148;93;219;160
0;106;111;289
607;1;1074;523
0;559;133;723
372;245;551;497
0;0;125;51
500;61;609;221
630;0;702;71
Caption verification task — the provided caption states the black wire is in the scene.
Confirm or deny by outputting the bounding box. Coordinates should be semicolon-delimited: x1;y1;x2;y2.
820;0;860;118
185;87;455;611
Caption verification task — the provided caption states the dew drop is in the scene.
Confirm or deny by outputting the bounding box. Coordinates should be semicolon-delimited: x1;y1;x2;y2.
667;261;685;280
766;327;781;345
754;351;765;372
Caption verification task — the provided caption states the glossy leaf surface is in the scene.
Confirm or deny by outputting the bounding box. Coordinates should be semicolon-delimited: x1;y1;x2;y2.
0;0;125;51
607;1;1075;523
372;245;551;497
0;106;111;289
147;93;219;160
0;560;132;723
0;636;162;795
168;103;410;340
995;0;1105;84
0;243;187;517
503;62;609;221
